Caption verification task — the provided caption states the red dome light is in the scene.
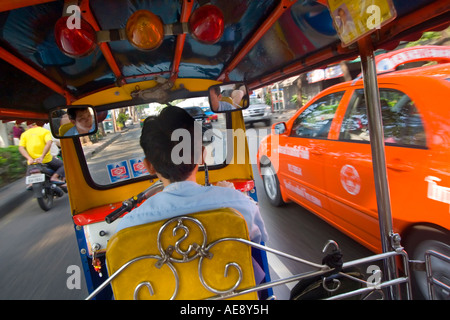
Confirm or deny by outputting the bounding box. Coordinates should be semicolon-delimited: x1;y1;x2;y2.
189;5;224;44
54;16;96;58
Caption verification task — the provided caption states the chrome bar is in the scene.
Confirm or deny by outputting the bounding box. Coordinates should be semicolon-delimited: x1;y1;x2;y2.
224;238;327;269
425;250;450;299
325;277;409;300
85;254;168;300
358;37;399;299
210;249;413;300
87;239;413;300
207;269;328;300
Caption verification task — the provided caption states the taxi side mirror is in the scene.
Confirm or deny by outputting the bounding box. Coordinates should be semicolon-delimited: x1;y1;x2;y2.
208;82;249;113
49;105;98;139
272;122;286;135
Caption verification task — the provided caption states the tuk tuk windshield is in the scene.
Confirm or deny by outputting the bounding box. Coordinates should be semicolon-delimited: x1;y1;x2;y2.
82;98;228;186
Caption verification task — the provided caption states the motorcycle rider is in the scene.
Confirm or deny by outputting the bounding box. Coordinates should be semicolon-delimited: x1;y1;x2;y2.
18;123;66;188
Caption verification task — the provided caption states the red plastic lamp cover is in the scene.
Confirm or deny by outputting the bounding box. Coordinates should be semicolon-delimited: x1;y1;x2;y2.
54;16;96;58
189;5;224;44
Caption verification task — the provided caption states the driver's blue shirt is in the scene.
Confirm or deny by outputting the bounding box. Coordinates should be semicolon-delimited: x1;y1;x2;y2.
217;100;236;111
64;124;95;136
115;181;268;244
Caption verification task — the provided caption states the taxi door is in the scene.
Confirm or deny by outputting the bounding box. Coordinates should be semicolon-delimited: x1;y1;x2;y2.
278;91;346;216
323;86;430;252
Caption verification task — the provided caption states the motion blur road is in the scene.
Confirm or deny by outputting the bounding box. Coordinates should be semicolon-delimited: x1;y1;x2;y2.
0;121;374;300
0;195;88;299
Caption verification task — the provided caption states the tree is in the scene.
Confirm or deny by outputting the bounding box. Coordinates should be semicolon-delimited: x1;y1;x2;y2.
116;112;128;129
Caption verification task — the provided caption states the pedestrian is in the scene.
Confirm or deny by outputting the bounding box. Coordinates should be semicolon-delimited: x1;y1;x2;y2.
12;121;24;146
43;122;61;158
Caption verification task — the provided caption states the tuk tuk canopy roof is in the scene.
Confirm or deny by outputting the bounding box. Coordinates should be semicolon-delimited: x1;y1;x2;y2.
0;0;448;121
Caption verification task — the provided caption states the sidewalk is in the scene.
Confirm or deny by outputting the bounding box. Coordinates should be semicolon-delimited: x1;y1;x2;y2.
272;109;297;122
0;131;123;219
82;131;122;160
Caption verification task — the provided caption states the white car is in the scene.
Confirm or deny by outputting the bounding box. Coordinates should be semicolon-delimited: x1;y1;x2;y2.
125;118;133;126
243;99;272;127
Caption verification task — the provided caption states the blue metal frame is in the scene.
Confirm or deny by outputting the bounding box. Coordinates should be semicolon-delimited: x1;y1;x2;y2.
73;223;112;299
248;186;274;299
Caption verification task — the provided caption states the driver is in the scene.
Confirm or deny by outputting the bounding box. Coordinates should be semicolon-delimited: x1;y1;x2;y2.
64;107;95;136
209;87;236;112
115;106;268;245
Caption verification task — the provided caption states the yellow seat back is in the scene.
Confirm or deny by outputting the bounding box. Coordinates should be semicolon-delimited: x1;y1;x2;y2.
221;96;234;105
106;208;258;300
59;122;74;136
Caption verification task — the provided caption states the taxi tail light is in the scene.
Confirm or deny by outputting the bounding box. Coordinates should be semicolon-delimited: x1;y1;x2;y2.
189;4;224;44
54;16;97;58
126;10;164;50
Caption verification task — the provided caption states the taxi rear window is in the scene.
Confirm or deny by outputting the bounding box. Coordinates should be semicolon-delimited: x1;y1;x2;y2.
339;89;426;148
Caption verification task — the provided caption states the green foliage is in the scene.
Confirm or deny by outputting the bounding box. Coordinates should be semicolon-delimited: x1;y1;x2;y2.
264;93;271;106
116;112;128;127
0;146;27;188
291;94;308;106
405;31;442;47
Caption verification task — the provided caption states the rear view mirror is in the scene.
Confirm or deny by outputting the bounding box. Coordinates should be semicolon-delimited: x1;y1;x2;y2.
272;122;286;134
49;105;97;139
208;82;249;113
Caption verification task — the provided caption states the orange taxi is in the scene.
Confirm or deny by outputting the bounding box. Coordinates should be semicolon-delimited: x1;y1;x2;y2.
257;56;450;272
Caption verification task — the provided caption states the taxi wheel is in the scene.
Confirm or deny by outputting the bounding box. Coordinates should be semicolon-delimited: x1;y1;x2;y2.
404;226;450;300
261;163;285;207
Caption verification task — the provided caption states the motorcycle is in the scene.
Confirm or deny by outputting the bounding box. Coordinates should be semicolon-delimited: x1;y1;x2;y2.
26;163;66;211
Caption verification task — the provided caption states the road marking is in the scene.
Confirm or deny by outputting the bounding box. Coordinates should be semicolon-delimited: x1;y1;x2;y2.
267;252;296;290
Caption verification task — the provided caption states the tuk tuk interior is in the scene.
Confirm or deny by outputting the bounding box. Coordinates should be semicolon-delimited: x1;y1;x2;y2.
0;0;448;300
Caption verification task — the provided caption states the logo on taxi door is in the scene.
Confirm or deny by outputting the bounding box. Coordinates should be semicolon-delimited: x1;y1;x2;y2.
425;176;450;212
340;165;361;195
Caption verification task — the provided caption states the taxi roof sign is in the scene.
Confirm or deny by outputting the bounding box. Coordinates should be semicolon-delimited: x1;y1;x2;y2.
375;45;450;73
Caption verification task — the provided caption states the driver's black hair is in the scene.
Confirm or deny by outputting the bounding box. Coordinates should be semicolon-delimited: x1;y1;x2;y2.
67;107;88;120
140;105;202;182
